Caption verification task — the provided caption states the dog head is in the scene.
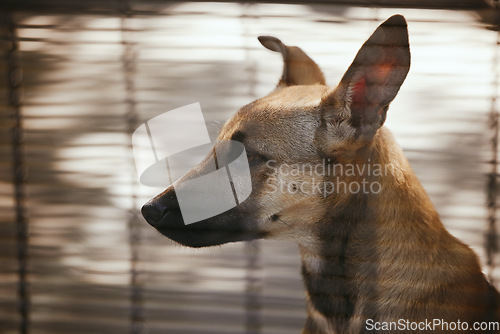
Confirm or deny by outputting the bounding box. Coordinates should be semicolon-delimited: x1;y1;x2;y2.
141;15;410;248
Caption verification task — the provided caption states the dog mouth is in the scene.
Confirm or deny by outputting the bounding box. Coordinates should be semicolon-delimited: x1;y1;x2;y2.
142;199;261;248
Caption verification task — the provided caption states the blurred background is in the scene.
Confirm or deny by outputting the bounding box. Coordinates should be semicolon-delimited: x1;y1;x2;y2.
1;1;500;333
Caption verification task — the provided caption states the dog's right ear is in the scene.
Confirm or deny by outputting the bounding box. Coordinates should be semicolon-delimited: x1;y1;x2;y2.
258;36;326;88
320;15;410;151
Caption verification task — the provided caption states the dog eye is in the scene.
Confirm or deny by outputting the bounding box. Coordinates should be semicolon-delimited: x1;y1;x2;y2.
246;151;268;165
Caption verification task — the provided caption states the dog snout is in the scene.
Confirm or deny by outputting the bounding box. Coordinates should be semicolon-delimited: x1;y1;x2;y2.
141;188;181;228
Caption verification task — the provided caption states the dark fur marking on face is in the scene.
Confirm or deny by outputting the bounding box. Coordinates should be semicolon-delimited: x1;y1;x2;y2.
231;130;246;143
270;214;280;222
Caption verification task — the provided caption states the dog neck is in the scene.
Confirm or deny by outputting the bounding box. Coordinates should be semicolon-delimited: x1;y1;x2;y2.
298;127;455;332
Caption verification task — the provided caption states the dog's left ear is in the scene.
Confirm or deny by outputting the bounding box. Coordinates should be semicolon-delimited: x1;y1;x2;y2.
322;15;410;142
258;36;326;88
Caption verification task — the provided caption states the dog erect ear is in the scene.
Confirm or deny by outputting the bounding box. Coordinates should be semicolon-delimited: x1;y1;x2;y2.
322;15;410;140
258;36;326;87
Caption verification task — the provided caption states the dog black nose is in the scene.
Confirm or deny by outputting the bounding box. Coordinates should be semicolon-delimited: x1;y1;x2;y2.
141;201;166;226
141;188;182;228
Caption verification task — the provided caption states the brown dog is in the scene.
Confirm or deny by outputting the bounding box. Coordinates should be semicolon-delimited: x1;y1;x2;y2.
142;15;500;333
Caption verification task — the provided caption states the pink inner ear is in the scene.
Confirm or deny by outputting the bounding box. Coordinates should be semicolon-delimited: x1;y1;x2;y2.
352;76;367;107
351;61;395;107
377;63;393;80
374;60;396;83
